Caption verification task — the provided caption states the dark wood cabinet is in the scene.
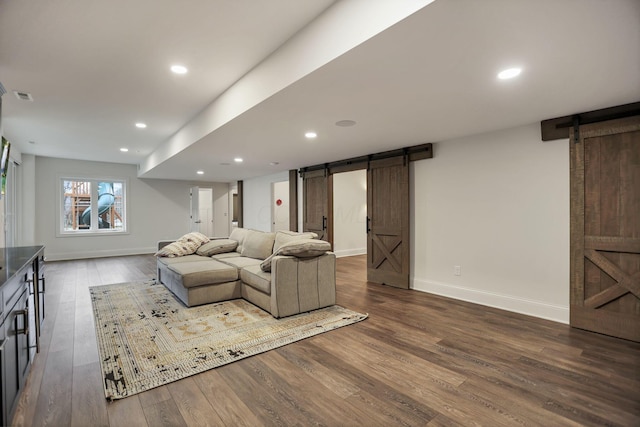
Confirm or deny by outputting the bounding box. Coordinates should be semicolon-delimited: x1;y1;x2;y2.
0;246;45;426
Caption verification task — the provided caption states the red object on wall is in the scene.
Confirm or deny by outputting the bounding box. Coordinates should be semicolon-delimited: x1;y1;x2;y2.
276;199;282;206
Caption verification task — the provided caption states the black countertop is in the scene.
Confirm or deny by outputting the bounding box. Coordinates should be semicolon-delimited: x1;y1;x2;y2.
0;246;45;288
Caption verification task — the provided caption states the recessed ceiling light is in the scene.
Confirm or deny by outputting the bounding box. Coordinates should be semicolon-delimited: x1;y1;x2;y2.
171;65;188;74
13;91;33;102
270;162;279;166
335;120;356;127
305;131;317;139
120;148;129;152
234;158;243;163
196;170;204;175
135;122;147;128
497;67;522;80
220;162;231;166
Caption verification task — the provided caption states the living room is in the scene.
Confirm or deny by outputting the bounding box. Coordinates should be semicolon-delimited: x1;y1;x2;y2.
1;1;639;426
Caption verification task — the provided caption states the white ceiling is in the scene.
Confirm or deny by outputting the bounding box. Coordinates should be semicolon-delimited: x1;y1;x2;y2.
2;0;639;183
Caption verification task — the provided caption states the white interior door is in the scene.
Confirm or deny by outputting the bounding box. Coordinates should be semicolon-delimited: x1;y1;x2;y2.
189;186;201;232
213;183;230;237
198;188;213;236
272;180;289;232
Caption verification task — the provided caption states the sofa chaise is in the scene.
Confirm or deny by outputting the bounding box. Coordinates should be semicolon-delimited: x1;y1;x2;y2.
155;228;336;318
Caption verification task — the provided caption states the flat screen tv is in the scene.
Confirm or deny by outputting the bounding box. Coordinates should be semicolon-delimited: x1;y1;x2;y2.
0;137;10;178
1;137;10;196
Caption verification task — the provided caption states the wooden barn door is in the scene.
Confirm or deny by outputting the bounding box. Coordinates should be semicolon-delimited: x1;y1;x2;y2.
367;156;410;289
303;169;331;242
570;116;640;342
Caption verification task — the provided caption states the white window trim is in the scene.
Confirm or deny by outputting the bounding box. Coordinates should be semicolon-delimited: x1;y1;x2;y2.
57;175;129;237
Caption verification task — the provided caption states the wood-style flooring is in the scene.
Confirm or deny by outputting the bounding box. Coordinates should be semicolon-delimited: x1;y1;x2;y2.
11;254;640;426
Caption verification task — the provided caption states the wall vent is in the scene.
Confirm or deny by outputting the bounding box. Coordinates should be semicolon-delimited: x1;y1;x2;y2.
13;90;33;101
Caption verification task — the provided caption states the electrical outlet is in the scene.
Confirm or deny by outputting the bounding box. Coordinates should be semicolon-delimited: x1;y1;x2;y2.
454;265;461;276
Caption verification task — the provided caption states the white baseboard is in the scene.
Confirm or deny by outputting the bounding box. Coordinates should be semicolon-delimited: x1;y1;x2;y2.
334;248;367;258
45;247;156;262
411;278;569;324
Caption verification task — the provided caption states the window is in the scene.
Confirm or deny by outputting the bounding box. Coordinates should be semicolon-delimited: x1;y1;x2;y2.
60;178;127;234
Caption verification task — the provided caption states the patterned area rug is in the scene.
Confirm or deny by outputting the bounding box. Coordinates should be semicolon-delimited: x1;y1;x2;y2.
89;280;367;400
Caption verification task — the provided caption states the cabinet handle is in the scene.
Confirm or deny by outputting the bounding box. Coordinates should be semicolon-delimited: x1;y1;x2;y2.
16;308;29;336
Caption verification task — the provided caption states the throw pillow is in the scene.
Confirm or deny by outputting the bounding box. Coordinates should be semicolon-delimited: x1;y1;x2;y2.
277;239;331;257
155;240;201;257
259;254;275;272
260;239;331;271
178;231;210;246
273;230;318;253
241;230;276;260
229;227;249;253
196;239;238;256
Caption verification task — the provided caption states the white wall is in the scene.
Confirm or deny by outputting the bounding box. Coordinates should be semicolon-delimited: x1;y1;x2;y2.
333;169;367;257
34;156;229;261
20;154;36;246
242;170;289;231
411;123;570;323
271;180;289;232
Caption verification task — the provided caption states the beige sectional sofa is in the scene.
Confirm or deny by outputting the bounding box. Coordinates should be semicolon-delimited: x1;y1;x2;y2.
155;228;336;318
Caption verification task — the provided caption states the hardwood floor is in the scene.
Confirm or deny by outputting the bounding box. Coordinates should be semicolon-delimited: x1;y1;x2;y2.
11;254;640;426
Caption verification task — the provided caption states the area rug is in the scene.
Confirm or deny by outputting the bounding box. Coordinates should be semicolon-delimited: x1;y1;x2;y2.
89;280;367;400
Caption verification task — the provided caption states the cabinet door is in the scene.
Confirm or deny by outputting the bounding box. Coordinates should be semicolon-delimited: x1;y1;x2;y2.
26;287;37;362
2;293;26;425
1;320;7;427
37;255;46;327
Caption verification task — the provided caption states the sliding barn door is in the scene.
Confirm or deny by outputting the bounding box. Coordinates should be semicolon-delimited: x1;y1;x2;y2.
570;116;640;342
303;169;330;242
367;156;410;289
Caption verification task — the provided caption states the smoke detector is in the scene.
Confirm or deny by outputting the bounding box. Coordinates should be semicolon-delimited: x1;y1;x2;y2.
13;91;33;101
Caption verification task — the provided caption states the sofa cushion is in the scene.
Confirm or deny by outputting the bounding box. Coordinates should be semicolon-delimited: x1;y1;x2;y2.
167;259;238;288
241;230;276;260
260;239;331;271
217;256;263;270
196;239;238;257
155;240;201;257
240;265;271;294
273;230;318;253
157;254;207;266
229;228;250;253
211;251;242;260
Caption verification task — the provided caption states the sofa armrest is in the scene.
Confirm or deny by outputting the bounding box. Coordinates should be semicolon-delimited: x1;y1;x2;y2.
269;252;336;318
